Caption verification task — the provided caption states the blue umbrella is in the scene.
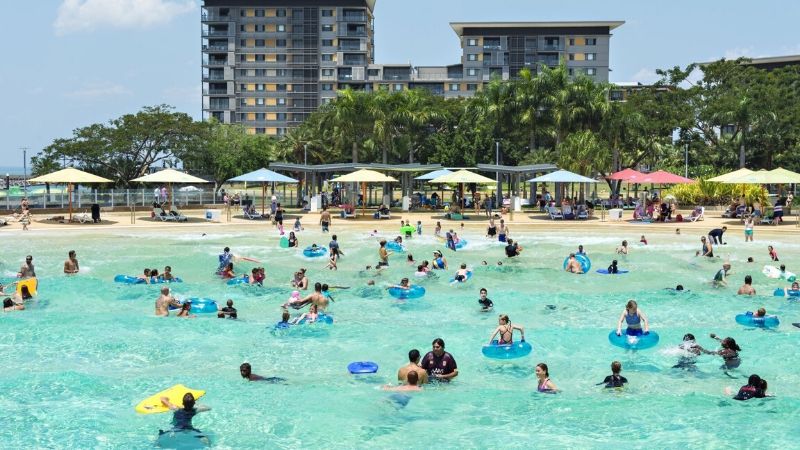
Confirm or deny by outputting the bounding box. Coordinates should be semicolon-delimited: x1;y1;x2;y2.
527;170;597;183
228;168;298;214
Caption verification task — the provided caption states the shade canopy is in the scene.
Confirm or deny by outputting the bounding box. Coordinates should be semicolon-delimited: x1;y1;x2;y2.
414;169;453;180
706;168;754;183
131;169;210;184
722;168;800;184
329;169;397;183
763;167;800;184
607;168;646;182
527;169;597;183
428;169;496;184
228;168;298;183
639;170;694;184
29;167;112;184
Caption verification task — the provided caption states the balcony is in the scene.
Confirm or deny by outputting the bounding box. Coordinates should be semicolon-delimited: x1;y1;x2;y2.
540;44;564;52
203;44;229;52
341;13;367;21
338;74;353;81
204;89;230;95
203;30;230;37
203;74;226;81
204;59;227;66
201;13;231;21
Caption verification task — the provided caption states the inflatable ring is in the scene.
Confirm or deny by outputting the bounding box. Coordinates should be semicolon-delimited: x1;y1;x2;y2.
774;288;800;297
563;255;591;273
735;312;779;328
596;269;629;274
303;247;327;258
454;239;467;249
449;271;473;283
16;277;37;296
386;241;406;253
347;361;379;374
482;340;532;359
608;330;659;350
388;285;425;299
226;276;250;286
298;313;334;325
169;298;218;314
114;275;183;284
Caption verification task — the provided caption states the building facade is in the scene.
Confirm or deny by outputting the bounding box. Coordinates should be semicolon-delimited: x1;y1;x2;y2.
201;1;622;135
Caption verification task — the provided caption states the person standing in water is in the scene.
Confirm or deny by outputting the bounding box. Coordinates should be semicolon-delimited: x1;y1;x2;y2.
63;250;79;274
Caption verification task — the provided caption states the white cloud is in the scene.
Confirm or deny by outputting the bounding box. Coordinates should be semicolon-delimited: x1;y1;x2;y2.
54;0;196;35
65;82;132;98
630;68;660;85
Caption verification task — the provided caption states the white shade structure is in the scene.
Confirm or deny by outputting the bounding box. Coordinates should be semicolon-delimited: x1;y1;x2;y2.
414;169;453;180
228;168;298;214
329;169;398;216
131;169;211;208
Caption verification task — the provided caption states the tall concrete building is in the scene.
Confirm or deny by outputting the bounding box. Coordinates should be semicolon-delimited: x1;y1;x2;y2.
202;1;622;135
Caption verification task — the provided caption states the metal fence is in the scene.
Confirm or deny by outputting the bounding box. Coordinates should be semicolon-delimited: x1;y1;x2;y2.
2;189;223;211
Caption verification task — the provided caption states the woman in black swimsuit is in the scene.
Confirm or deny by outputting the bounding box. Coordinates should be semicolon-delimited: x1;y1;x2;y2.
275;203;284;226
486;219;497;238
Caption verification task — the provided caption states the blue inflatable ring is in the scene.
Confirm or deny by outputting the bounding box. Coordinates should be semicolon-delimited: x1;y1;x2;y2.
298;313;334;325
114;275;183;284
454;239;467;249
736;312;780;328
303;247;328;258
347;361;379;374
774;288;800;297
449;271;473;283
482;340;532;359
386;241;406;252
169;298;218;314
596;269;629;274
226;276;249;286
563;255;591;273
608;330;659;350
388;285;426;299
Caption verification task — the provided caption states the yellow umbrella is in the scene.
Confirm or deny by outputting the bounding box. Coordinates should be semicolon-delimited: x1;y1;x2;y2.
329;169;397;216
707;168;754;183
29;167;112;220
765;167;800;184
131;169;210;208
428;169;496;209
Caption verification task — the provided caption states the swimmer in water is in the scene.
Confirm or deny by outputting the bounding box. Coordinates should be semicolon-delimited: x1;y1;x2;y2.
239;362;285;383
672;333;705;370
713;263;731;287
777;281;800;297
160;393;210;433
700;236;714;258
576;245;587;257
452;263;469;283
639;235;647;245
703;334;742;372
565;253;584;274
535;363;557;393
607;259;620;274
598;361;627;388
737;275;756;295
768;245;779;261
728;374;767;401
389;277;411;290
383;370;423;392
478;288;493;312
488;314;525;344
615;299;649;337
616;240;629;255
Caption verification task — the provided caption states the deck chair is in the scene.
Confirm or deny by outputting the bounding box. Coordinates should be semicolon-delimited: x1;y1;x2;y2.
577;208;589;220
242;206;263;220
758;213;774;225
168;206;189;222
689;206;705;222
71;210;91;223
153;207;177;221
547;206;564;220
378;211;391;220
341;210;356;219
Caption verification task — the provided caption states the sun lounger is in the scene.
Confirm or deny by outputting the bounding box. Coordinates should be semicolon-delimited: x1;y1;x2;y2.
169;207;189;222
577;209;588;220
547;206;564;220
242;206;264;220
689;206;705;222
341;210;356;219
153;207;177;221
70;211;91;223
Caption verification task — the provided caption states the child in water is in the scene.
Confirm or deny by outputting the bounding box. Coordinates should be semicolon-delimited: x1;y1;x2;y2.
640;235;648;245
293;217;302;232
416;220;422;235
160;393;210;433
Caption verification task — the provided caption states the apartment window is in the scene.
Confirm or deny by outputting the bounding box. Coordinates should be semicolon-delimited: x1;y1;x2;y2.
255;69;266;76
393;84;403;91
321;97;333;104
467;38;478;46
255;128;266;134
467;68;478;76
276;54;286;62
569;38;575;46
277;84;287;91
239;39;246;47
449;83;459;92
467;54;478;61
586;68;596;76
322;69;334;76
256;24;265;32
367;69;379;77
321;83;334;91
321;9;333;17
255;113;265;120
239;83;247;91
586;38;597;45
466;84;478;91
568;53;575;61
256;84;265;91
255;39;265;47
277;24;286;32
255;9;264;17
276;113;287;120
321;24;334;32
275;69;287;76
322;39;333;47
321;54;334;62
568;68;574;76
276;39;286;47
586;53;596;61
256;98;265;105
277;98;286;105
276;9;286;17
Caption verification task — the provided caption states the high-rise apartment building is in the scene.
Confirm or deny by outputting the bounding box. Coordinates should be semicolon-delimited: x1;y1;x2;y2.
202;1;622;135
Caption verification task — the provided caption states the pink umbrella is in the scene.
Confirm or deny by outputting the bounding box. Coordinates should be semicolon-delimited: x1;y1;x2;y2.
607;168;646;182
640;170;694;184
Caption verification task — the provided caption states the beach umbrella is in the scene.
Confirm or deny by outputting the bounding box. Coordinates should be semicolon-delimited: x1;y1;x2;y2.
766;167;800;184
607;168;646;181
527;169;598;184
414;169;453;180
228;168;298;214
329;169;397;216
131;169;210;208
29;167;112;221
639;170;694;184
706;168;754;183
428;169;496;209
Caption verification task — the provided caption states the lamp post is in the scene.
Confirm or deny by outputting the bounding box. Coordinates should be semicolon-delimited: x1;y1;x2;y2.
21;147;28;193
495;139;501;208
303;143;308;198
684;143;689;178
5;173;9;190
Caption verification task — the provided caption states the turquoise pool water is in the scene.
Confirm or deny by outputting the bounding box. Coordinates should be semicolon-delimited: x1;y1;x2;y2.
2;227;800;448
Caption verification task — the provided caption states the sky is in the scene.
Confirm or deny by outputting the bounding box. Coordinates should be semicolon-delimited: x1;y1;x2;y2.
2;0;799;170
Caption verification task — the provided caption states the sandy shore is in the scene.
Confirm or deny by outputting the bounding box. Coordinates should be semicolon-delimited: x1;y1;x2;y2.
2;206;797;238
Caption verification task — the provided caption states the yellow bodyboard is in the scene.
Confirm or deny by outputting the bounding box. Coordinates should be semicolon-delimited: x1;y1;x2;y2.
17;278;37;296
135;384;205;414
